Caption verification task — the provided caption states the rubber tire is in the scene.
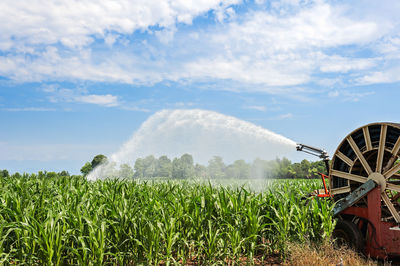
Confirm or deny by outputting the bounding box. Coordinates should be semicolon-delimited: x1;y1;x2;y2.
332;219;364;252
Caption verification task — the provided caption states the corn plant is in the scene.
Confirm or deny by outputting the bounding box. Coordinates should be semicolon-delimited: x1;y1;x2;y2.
0;175;334;264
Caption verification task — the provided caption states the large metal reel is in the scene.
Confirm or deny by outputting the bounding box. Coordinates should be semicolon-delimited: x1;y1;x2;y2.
330;122;400;223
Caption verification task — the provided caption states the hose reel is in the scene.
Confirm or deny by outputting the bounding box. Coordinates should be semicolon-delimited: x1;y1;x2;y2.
330;122;400;223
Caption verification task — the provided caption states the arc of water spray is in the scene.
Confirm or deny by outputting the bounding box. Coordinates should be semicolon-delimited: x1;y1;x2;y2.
87;109;296;180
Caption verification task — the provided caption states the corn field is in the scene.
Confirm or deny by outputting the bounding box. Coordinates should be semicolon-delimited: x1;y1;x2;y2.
0;176;335;264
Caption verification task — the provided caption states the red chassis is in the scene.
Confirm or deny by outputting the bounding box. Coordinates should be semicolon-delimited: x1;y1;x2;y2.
340;187;400;259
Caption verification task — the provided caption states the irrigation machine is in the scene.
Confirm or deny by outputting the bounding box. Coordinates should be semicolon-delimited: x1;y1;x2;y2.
297;122;400;259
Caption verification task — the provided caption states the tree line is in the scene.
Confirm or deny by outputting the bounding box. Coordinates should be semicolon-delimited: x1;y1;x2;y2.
0;155;327;180
78;154;328;179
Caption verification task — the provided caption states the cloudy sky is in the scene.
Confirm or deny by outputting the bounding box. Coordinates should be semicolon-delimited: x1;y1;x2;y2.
1;0;400;173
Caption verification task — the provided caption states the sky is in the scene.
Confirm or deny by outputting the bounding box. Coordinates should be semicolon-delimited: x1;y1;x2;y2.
1;0;400;174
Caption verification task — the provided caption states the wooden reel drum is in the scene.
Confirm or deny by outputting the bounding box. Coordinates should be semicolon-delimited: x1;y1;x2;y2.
330;122;400;223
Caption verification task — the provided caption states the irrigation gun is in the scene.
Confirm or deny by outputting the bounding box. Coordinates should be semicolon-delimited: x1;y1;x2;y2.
297;122;400;259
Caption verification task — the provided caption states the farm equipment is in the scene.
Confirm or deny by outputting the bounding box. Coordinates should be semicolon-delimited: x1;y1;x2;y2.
297;122;400;259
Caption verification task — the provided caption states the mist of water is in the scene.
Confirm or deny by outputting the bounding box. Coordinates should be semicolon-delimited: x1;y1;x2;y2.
87;109;296;180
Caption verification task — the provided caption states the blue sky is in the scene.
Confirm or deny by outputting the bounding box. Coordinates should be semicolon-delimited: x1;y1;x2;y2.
1;0;400;174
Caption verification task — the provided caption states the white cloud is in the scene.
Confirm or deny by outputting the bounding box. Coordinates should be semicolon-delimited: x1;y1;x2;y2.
120;105;151;112
328;90;339;97
269;113;294;120
217;3;379;51
76;94;119;107
243;105;266;112
178;2;382;90
2;107;56;112
0;0;398;96
377;36;400;58
104;34;119;47
319;55;377;73
183;56;312;87
0;0;240;49
327;90;374;102
278;113;293;119
43;85;120;107
173;102;195;108
357;68;400;85
353;35;400;85
41;84;151;111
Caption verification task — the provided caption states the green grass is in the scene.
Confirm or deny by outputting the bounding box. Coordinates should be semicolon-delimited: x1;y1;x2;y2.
0;176;335;265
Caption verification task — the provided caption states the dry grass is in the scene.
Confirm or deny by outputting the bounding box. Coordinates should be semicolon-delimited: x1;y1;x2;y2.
285;241;379;266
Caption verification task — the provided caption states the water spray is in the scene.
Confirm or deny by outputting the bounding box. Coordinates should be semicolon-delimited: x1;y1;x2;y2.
87;109;297;180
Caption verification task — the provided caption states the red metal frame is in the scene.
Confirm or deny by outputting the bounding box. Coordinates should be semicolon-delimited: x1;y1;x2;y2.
340;187;400;259
317;173;331;198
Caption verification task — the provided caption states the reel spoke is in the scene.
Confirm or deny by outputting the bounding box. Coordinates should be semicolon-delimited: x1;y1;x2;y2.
363;126;372;151
383;163;400;179
383;135;400;173
347;136;373;175
331;170;367;183
376;124;387;173
387;183;400;193
381;192;400;223
391;136;400;156
336;151;353;166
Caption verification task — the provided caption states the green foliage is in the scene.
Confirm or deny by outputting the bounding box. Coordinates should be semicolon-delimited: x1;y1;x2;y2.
133;158;144;178
142;155;157;177
118;163;134;179
80;162;92;176
194;163;207;178
0;176;334;264
46;171;57;178
156;155;172;177
0;170;9;178
225;160;251;179
207;156;226;178
172;153;194;179
58;170;70;177
80;153;328;179
91;154;108;168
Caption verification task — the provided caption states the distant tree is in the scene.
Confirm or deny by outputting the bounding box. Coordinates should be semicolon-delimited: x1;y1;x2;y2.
38;171;46;178
46;172;57;178
58;170;70;177
275;157;292;179
172;158;182;178
79;153;329;180
314;160;328;175
156;155;172;178
119;164;134;179
91;154;108;169
226;160;250;179
207;156;226;179
251;158;267;179
180;154;194;178
300;159;311;178
194;163;207;178
13;172;21;178
0;169;9;178
171;154;195;179
134;158;144;178
143;155;157;177
80;162;92;176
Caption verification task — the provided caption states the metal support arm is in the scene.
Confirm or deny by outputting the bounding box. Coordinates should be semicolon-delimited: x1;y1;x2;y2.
333;179;377;216
296;143;330;173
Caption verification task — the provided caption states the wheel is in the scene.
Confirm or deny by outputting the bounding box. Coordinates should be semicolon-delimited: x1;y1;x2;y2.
332;219;364;252
330;123;400;223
